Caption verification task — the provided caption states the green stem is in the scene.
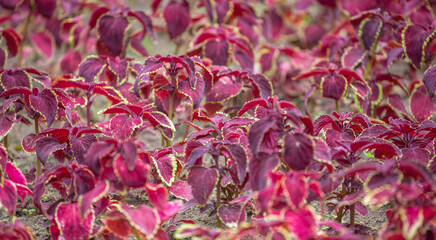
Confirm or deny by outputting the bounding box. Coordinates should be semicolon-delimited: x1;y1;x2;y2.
363;55;374;80
133;228;142;240
34;117;41;176
335;100;339;113
4;135;8;153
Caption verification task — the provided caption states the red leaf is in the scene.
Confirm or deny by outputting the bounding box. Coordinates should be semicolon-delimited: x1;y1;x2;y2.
249;153;279;191
78;57;106;83
35;0;56;18
1;28;22;57
423;65;436;99
118;204;160;238
60;50;82;73
152;152;177;186
359;18;382;51
110;115;142;139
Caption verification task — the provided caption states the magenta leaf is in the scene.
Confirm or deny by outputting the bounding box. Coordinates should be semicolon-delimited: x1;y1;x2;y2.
117;204;161;238
98;14;129;57
60;50;82;73
30;32;54;58
0;112;14;139
283;133;314;171
163;0;190;39
170;180;193;201
114;155;149;188
152;152;177;186
1;28;22;57
400;206;423;239
402;24;436;69
206;77;242;103
110;115;143;139
78;181;109;219
35;137;67;165
0;179;17;216
410;84;435;121
55;203;94;240
29;88;58;127
146;184;168;212
187;166;218;206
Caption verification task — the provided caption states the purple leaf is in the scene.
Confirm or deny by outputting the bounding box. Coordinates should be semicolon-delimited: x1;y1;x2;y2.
35;0;56;18
249;153;279;191
187;166;218;206
163;0;190;39
78;57;106;83
98;14;129;57
114;155;149;188
0;69;30;90
204;40;229;66
118;204;160;238
423;65;436;99
35;137;67;165
283;133;314;171
359;18;382;51
402;24;436;69
410;84;435;121
321;75;347;101
71;134;97;163
110;115;142;140
29;88;58;127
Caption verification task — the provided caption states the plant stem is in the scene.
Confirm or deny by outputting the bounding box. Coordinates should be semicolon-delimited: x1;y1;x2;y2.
349;184;355;231
120;194;126;204
86;103;91;127
335;100;339;113
336;182;347;223
216;175;222;228
4;135;8;153
133;228;142;240
17;4;34;67
34;117;41;176
363;55;374;80
165;90;175;147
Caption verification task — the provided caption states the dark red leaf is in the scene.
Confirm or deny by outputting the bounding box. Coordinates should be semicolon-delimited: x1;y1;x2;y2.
0;69;30;90
78;57;106;83
218;204;246;228
423;65;436;99
321;75;347;101
35;0;56;18
249;153;279;191
78;181;109;219
410;84;435;121
170;180;193;201
359;18;382;51
0;179;17;216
